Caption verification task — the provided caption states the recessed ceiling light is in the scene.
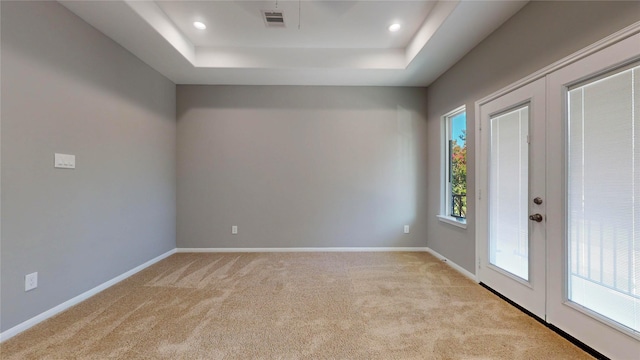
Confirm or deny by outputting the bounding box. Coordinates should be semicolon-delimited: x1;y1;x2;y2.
193;21;207;30
388;23;401;32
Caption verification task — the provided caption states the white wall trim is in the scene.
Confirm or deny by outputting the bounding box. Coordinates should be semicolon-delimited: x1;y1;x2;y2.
177;247;429;253
0;249;176;343
436;215;468;229
426;247;478;282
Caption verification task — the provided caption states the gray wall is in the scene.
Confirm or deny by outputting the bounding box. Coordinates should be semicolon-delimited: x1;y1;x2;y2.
425;1;640;272
1;1;176;331
177;86;428;249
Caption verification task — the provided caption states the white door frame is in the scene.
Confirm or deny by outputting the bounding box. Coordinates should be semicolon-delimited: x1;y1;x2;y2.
475;21;640;359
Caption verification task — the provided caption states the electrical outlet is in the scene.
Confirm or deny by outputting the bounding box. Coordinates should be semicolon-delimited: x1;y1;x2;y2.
232;225;238;235
54;153;76;169
404;225;410;234
25;272;38;292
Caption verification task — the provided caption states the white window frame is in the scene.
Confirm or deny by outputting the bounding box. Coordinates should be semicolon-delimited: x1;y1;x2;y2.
438;105;467;228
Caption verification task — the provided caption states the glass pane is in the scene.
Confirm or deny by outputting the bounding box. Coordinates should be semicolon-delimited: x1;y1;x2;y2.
489;105;529;281
450;112;467;218
568;65;640;333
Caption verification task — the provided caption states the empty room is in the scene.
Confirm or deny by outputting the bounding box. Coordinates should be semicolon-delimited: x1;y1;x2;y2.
1;1;639;359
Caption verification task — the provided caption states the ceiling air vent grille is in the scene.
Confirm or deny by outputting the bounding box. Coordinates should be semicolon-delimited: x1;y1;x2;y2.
262;10;285;27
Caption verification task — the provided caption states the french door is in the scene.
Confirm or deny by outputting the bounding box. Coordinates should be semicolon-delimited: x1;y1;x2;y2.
478;31;640;359
546;33;640;359
477;78;547;320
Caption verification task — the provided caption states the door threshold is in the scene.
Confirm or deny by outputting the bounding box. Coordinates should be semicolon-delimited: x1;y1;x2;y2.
479;283;609;360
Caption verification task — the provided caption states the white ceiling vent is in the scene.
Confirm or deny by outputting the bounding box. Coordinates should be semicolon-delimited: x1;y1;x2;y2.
262;10;285;27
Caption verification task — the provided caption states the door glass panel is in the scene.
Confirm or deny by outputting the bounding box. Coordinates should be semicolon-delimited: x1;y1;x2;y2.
567;64;640;333
490;105;530;281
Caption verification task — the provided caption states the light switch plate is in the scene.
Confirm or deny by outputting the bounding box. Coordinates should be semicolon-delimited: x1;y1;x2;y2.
404;225;410;234
54;153;76;169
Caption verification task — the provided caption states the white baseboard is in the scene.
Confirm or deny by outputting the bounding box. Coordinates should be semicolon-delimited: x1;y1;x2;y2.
425;247;478;282
177;247;429;253
0;248;176;343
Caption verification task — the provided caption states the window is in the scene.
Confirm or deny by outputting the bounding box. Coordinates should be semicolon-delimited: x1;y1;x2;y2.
567;63;640;333
439;106;467;227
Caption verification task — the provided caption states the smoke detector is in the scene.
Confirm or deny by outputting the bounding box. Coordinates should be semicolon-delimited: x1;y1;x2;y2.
262;10;285;27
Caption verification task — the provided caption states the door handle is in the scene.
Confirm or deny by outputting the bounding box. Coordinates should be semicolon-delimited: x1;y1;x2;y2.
529;214;543;222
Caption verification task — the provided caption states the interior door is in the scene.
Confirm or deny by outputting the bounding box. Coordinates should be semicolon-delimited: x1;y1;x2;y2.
546;33;640;359
477;78;547;319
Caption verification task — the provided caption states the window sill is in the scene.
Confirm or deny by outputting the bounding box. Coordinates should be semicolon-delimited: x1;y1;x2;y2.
437;215;467;229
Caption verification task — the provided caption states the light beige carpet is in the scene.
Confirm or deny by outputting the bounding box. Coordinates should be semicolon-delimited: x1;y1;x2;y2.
1;252;592;359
